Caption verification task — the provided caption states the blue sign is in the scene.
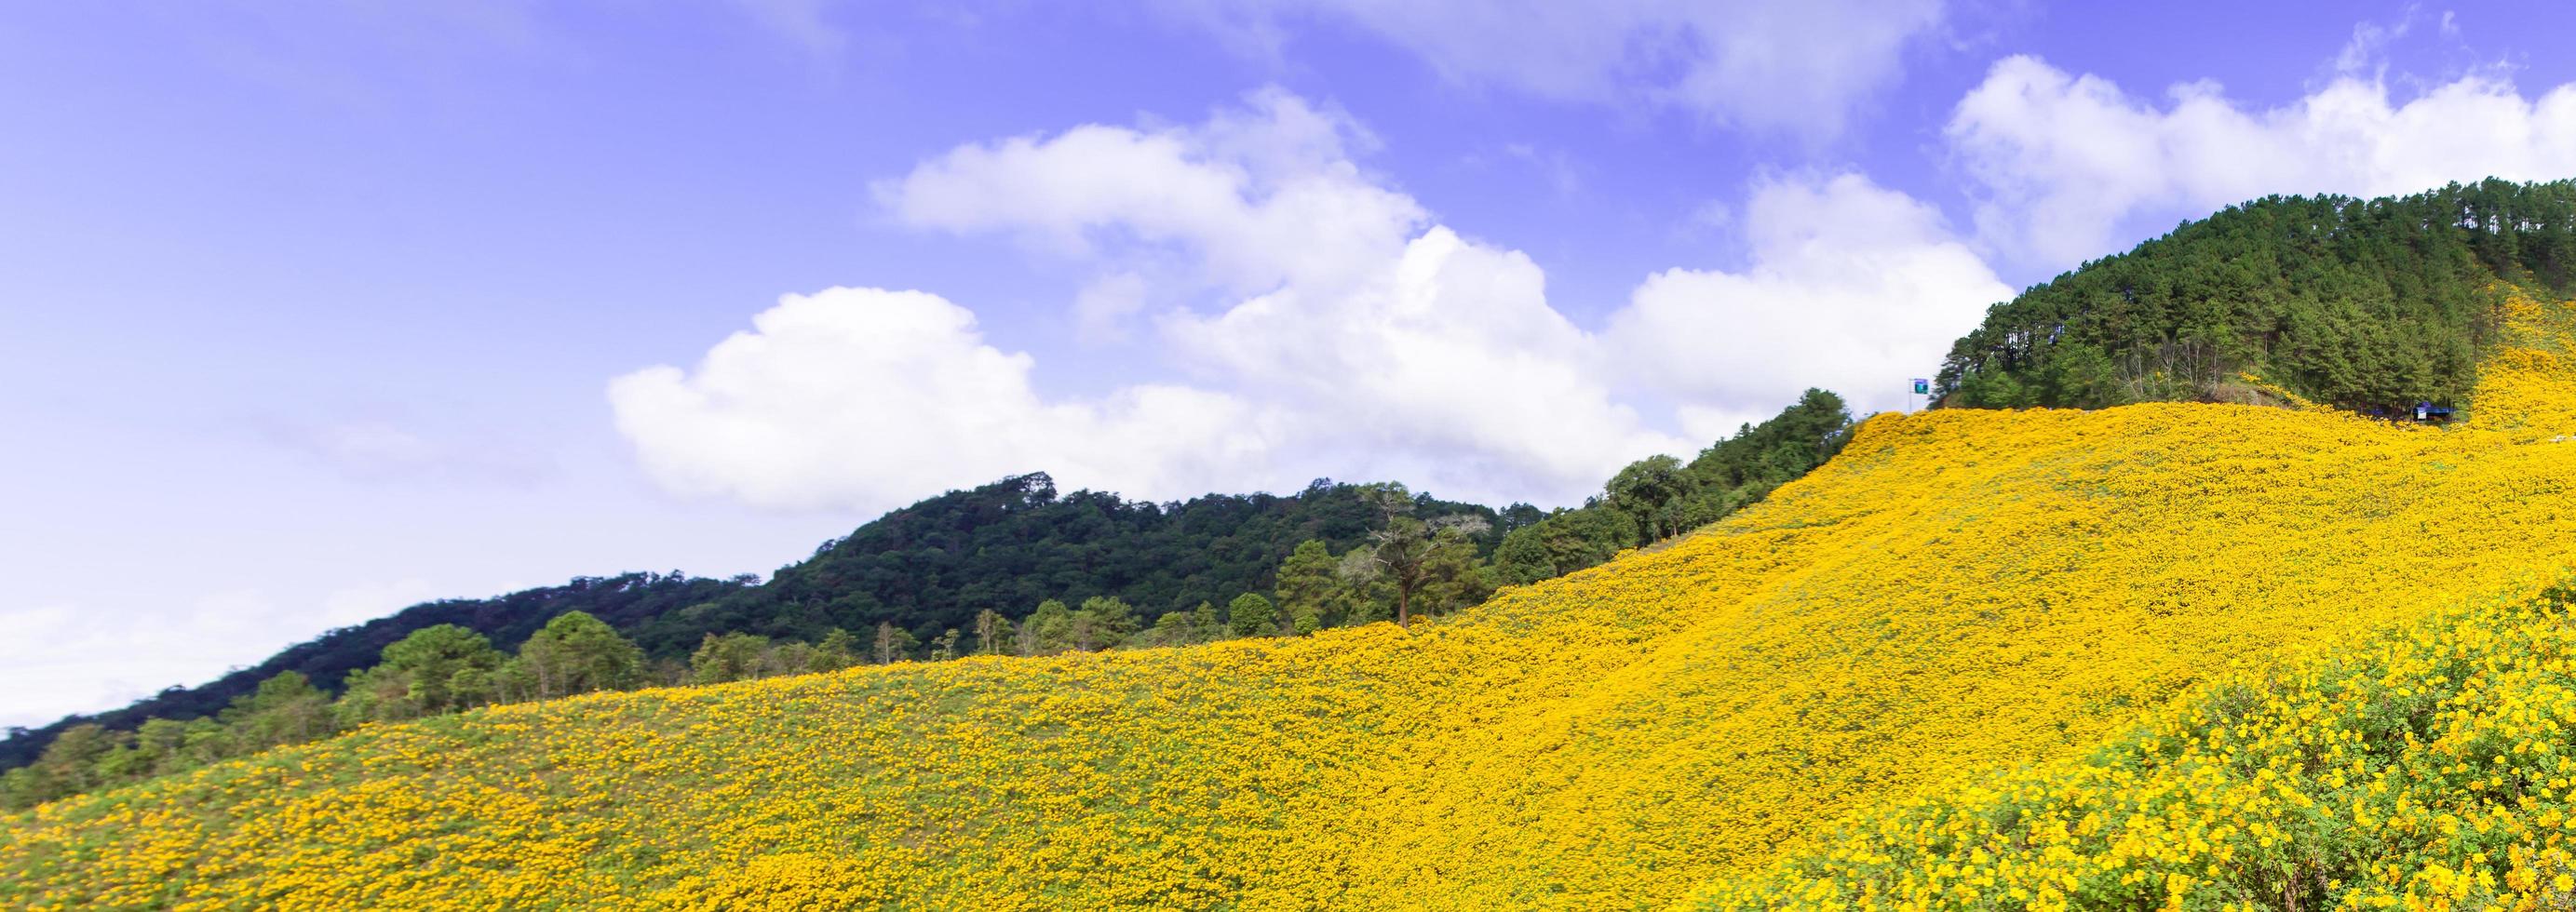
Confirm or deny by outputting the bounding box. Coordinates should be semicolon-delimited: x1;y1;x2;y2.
1910;378;1930;396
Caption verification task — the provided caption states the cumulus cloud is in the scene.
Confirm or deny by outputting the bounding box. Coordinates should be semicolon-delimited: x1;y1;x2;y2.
614;91;1996;515
880;88;1423;298
1604;172;2013;432
1164;0;1949;138
1949;54;2576;268
608;288;1273;511
1166;226;1686;493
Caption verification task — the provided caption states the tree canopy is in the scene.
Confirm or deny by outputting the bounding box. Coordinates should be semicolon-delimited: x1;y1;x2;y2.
1938;179;2576;411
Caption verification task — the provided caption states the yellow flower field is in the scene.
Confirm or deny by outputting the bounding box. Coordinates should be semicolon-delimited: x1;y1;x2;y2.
5;301;2574;910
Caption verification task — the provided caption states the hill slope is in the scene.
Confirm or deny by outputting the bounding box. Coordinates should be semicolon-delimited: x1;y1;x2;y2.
1702;288;2576;910
0;477;1496;771
5;392;1857;781
7;297;2573;909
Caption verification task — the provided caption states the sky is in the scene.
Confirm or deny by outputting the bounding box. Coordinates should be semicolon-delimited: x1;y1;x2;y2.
7;0;2576;729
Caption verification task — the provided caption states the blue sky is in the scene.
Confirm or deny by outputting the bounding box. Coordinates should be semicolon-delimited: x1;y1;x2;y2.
7;0;2576;728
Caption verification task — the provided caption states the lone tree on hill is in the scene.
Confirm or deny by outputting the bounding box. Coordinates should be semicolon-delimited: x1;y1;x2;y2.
1352;483;1490;625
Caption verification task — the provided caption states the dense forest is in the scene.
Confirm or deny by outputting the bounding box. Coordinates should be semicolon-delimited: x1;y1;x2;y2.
625;476;1509;656
0;393;1856;804
1938;179;2576;411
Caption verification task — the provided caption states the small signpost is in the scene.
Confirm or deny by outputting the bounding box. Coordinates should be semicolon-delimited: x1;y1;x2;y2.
1910;378;1930;412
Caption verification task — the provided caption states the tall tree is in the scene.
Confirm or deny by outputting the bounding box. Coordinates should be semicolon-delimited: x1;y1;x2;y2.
811;628;860;672
1021;599;1072;656
1351;484;1491;625
688;633;775;684
1227;593;1277;637
333;624;506;724
871;622;919;664
507;611;643;700
973;609;1012;655
1605;454;1699;543
223;672;335;752
1075;597;1139;650
1274;539;1340;632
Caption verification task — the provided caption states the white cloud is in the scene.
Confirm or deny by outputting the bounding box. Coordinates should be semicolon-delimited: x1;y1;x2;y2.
1163;0;1950;138
608;288;1274;511
615;92;1997;516
1949;54;2576;268
1166;226;1687;493
879;88;1422;298
1604;172;2013;428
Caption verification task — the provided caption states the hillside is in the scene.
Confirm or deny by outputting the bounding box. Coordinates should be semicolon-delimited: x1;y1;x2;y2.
7;295;2571;908
0;477;1496;771
3;392;1857;786
1938;179;2576;412
1705;288;2576;909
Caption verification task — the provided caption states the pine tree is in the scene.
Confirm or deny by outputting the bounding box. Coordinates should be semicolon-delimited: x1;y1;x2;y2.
1275;539;1340;631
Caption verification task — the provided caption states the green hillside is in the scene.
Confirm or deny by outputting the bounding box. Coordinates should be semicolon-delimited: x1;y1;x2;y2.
1938;179;2576;411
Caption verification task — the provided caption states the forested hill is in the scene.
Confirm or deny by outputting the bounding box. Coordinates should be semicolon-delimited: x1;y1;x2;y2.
1937;178;2576;411
0;478;1501;771
622;475;1507;656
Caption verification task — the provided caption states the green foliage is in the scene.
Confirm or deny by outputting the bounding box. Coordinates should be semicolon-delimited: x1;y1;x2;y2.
644;475;1505;656
223;672;333;754
972;610;1011;655
871;622;920;664
1340;484;1493;625
1274;540;1339;632
1020;599;1072;656
332;624;505;725
1493;390;1856;585
1606;454;1698;542
1228;593;1277;637
1147;610;1194;647
810;628;860;672
1073;597;1140;650
505;611;644;701
1940;179;2576;410
688;633;775;685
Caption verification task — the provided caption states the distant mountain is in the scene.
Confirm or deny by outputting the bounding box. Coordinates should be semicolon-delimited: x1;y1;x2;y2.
1938;178;2576;412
